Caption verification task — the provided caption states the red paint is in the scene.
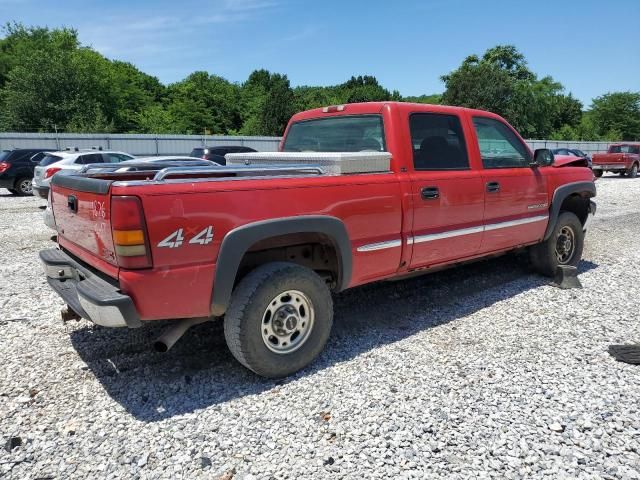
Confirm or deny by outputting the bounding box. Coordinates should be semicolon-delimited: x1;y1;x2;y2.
50;102;595;322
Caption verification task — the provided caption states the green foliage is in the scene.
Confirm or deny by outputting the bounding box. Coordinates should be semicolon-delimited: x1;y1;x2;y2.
589;92;640;141
441;45;584;139
0;25;636;140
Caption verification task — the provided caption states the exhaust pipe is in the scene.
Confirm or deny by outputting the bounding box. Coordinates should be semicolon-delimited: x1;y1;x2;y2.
153;317;209;353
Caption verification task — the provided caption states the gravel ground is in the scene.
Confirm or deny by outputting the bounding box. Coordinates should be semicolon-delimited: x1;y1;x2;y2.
1;177;639;479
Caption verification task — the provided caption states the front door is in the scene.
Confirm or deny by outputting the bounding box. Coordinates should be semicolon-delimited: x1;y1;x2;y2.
408;112;485;268
471;116;548;252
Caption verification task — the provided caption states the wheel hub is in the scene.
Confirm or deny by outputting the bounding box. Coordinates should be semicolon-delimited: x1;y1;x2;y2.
555;226;575;264
261;290;314;354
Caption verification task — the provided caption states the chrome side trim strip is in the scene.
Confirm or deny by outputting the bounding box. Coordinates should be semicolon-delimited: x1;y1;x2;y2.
483;215;548;231
356;239;402;252
406;215;548;244
411;225;484;244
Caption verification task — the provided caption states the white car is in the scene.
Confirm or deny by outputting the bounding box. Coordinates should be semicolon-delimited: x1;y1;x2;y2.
32;149;134;199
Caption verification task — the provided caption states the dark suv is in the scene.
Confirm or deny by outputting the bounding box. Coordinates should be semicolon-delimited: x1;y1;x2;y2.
189;145;257;165
0;148;51;195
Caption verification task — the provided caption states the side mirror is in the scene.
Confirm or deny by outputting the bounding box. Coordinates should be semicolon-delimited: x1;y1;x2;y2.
532;148;554;167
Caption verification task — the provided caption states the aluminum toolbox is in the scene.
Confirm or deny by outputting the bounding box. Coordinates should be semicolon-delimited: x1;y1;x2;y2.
225;151;391;175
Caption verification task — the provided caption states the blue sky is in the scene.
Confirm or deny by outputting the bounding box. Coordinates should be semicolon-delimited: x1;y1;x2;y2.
1;0;639;107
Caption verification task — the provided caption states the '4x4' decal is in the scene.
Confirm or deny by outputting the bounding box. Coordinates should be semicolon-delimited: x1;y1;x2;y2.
157;227;213;248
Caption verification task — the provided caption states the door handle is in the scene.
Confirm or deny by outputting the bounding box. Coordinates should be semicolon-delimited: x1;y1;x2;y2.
486;181;500;193
421;186;440;200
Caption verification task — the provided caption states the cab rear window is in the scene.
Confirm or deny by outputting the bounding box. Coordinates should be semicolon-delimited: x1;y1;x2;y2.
39;154;63;166
283;115;386;152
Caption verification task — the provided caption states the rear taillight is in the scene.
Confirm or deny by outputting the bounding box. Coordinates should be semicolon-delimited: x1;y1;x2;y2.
44;167;62;179
111;196;152;269
0;162;11;174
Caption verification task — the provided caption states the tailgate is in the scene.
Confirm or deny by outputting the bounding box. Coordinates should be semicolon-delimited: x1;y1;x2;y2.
50;174;118;268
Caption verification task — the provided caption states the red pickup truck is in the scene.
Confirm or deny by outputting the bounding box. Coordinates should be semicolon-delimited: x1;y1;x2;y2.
592;143;640;178
41;102;596;377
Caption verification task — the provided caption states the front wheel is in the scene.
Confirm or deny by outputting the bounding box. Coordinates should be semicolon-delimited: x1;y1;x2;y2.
224;262;333;378
628;163;638;178
14;177;33;196
529;211;584;277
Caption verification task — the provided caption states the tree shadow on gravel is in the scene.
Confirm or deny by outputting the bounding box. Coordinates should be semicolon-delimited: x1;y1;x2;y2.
69;255;598;422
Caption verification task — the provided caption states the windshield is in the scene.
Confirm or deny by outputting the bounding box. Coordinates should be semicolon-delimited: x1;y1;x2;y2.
282;115;386;152
609;145;639;154
39;154;63;166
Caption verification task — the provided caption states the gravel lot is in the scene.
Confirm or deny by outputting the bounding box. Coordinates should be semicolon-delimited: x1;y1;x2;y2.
1;177;639;479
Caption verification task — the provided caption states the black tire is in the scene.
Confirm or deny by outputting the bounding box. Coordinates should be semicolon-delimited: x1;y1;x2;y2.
224;262;333;378
619;171;626;177
593;170;603;178
529;211;584;277
14;177;33;196
629;163;638;178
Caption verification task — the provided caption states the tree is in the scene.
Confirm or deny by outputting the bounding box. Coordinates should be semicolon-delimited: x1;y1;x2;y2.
165;72;241;135
239;69;295;136
589;92;640;141
441;45;582;138
0;45;114;132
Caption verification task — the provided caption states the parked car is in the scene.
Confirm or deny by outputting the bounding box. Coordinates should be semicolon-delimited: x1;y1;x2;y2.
552;148;592;168
32;149;134;199
189;145;257;165
0;148;52;195
41;102;596;378
592;144;640;178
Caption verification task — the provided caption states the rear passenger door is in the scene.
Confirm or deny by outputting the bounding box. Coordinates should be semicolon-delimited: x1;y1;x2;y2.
471;116;548;252
408;112;485;268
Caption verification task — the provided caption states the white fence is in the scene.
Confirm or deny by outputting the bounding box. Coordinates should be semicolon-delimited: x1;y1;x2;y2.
0;133;281;155
0;132;616;156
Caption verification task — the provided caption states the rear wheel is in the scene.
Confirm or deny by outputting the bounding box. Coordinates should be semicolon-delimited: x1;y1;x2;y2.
529;211;584;277
14;177;33;196
628;163;638;178
224;262;333;378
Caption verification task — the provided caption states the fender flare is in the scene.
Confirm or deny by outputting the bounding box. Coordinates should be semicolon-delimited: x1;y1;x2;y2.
543;181;596;240
210;215;352;316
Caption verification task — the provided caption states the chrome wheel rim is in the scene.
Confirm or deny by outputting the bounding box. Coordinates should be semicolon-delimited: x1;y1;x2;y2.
261;290;314;354
555;226;575;264
19;179;32;195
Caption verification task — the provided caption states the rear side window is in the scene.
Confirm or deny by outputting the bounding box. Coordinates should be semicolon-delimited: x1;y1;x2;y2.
30;152;46;163
103;153;132;163
410;113;469;170
283;115;386;152
473;117;532;168
0;151;10;161
77;154;104;164
40;154;63;166
190;148;205;158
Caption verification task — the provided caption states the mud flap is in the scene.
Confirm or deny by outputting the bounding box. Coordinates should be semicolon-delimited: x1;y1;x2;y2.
552;265;582;289
608;345;640;365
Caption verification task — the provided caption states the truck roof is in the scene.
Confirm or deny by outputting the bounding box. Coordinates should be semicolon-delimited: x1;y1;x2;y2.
289;101;505;123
